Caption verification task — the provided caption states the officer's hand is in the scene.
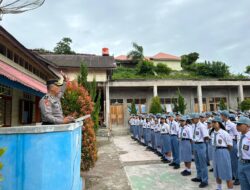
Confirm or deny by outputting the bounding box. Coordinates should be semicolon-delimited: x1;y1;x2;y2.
63;117;72;124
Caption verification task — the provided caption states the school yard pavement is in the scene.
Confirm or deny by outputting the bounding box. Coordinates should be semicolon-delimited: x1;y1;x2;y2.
82;135;241;190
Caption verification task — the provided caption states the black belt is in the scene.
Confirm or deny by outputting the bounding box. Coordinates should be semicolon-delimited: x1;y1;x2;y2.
161;133;169;135
194;142;204;144
171;134;177;136
42;122;54;125
181;138;191;141
216;147;227;149
239;159;250;164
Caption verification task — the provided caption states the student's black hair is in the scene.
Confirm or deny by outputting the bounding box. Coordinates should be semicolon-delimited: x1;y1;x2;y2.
186;119;192;125
210;121;226;135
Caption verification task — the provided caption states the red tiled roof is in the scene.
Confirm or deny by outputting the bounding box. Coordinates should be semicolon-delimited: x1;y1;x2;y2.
0;61;47;93
151;52;181;61
115;52;180;61
115;55;130;61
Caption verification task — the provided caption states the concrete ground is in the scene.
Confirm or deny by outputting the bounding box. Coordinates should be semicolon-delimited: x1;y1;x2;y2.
83;135;241;190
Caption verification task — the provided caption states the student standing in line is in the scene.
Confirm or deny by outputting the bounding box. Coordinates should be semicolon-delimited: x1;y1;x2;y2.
236;116;250;190
168;113;180;169
160;115;172;163
211;116;234;190
221;110;240;186
207;119;214;172
128;115;135;138
191;113;209;188
179;116;193;176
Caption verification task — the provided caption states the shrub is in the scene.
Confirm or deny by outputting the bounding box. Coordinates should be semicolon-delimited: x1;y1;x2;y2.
149;96;162;114
219;99;227;110
129;99;137;115
155;63;172;75
136;60;155;75
240;99;250;111
174;89;187;114
0;148;6;182
62;81;97;171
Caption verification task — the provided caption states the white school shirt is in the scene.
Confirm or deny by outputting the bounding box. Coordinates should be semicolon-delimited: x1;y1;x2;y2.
146;122;151;129
223;120;238;140
237;131;250;160
160;123;170;134
142;120;147;128
134;118;140;126
192;122;209;142
129;118;135;125
178;125;193;140
150;119;155;129
169;120;180;135
211;129;233;147
154;123;160;132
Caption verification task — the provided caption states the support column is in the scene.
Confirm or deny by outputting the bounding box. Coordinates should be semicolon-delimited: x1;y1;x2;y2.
197;85;203;113
153;85;158;97
105;83;110;128
238;84;244;103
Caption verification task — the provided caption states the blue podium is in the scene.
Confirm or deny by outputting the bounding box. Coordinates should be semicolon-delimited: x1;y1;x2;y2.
0;116;88;190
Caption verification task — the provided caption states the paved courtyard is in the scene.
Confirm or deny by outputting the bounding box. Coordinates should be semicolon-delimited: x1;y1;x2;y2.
84;135;241;190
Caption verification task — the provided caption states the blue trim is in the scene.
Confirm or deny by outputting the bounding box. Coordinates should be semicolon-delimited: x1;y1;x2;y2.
0;75;45;97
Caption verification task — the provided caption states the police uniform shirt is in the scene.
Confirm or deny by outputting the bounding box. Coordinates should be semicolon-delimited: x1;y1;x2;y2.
237;131;250;159
169;120;180;135
212;129;233;147
160;123;170;134
192;122;209;142
223;120;238;140
179;125;193;140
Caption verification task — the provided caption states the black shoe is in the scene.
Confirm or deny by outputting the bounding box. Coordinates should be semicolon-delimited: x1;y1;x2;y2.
207;162;210;166
181;170;191;176
232;176;235;180
174;165;180;169
209;168;213;172
191;178;202;182
162;159;171;163
199;182;208;188
169;162;176;166
233;179;240;185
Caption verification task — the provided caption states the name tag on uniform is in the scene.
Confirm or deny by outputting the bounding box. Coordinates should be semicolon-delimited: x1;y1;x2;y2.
218;139;222;144
162;129;165;132
183;133;186;136
243;144;249;151
196;131;199;135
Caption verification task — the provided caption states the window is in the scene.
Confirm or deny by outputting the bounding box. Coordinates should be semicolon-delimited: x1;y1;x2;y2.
160;98;177;112
7;49;13;60
0;96;12;127
28;64;33;72
0;84;12;96
19;99;34;124
127;98;147;113
14;54;19;64
208;97;227;111
19;57;24;67
25;61;29;69
111;99;123;104
0;43;6;56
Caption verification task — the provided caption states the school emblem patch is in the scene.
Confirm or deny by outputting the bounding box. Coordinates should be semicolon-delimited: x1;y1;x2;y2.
218;139;222;144
196;131;199;135
183;133;186;136
243;144;249;151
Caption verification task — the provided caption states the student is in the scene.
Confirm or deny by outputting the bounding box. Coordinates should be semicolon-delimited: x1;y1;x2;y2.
221;110;240;185
207;119;214;172
236;116;250;190
211;116;233;190
179;116;193;176
191;113;209;188
142;115;147;145
134;115;140;140
160;115;171;163
146;116;152;147
138;115;144;143
168;113;180;169
128;115;135;138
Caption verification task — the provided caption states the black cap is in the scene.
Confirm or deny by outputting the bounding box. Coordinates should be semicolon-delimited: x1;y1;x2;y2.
46;79;63;86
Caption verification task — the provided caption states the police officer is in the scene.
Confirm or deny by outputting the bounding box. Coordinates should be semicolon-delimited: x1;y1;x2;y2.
236;116;250;190
39;75;74;125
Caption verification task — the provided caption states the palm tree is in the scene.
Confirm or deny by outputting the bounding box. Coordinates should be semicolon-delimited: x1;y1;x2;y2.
127;42;144;64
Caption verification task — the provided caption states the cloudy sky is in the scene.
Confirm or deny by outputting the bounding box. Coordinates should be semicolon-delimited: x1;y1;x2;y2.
1;0;250;73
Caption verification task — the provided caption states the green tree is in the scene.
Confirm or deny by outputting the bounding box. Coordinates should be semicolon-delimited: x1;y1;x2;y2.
78;63;89;89
219;99;227;110
54;37;76;54
136;60;155;75
127;42;144;64
149;96;162;114
173;89;187;114
245;65;250;74
91;91;101;132
240;99;250;111
181;52;199;69
0;148;6;182
155;63;172;75
129;99;137;115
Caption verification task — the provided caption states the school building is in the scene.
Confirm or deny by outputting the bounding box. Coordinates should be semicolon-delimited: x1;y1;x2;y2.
105;79;250;128
0;26;57;127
